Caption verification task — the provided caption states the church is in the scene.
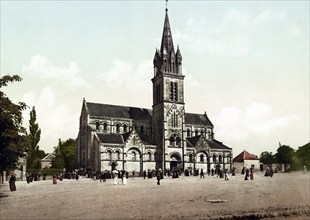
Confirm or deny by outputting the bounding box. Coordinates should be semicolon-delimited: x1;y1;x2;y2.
75;7;233;175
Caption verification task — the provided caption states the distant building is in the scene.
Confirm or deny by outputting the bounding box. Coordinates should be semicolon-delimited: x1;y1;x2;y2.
40;153;55;169
76;7;233;174
233;150;260;172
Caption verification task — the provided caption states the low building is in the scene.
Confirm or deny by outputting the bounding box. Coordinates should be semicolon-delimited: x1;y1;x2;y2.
40;153;55;169
233;150;260;173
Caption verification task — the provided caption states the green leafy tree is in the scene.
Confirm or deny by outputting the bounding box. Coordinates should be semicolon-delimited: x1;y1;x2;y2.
0;75;27;176
51;138;75;171
260;151;275;165
295;142;310;170
26;106;42;168
275;145;295;172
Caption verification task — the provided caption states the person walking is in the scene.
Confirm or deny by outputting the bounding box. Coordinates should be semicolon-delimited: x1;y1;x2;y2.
52;175;57;184
200;169;204;178
244;169;249;180
132;170;135;179
9;172;16;191
157;169;162;185
224;169;229;181
143;170;146;179
122;171;127;185
250;168;254;180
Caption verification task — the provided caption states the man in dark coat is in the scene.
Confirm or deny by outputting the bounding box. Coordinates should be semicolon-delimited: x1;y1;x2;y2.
157;169;163;185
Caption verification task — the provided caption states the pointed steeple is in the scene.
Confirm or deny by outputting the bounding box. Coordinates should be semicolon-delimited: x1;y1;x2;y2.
160;9;175;57
153;5;182;76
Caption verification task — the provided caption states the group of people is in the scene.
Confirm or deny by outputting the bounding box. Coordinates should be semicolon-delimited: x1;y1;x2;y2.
243;168;255;180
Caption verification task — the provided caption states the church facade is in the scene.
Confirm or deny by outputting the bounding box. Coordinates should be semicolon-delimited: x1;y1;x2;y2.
76;8;233;174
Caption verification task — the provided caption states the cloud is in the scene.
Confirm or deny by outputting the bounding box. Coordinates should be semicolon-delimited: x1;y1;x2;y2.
213;102;299;142
22;55;91;89
175;8;288;57
253;9;286;26
100;59;153;90
21;87;78;151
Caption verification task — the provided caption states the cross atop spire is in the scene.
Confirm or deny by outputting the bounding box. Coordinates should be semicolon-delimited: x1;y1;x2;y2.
165;0;168;12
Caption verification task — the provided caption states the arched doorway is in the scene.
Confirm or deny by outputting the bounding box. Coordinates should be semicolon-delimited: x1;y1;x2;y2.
109;161;118;171
170;153;182;172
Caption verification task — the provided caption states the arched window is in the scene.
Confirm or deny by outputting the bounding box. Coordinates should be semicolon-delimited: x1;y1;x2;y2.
96;122;100;130
141;126;144;134
116;124;120;133
176;136;181;147
115;151;120;160
103;123;108;131
219;155;222;163
195;130;199;136
169;135;175;146
189;154;193;163
132;152;136;161
187;129;191;137
200;154;204;162
107;150;112;161
147;152;152;161
123;124;127;132
213;155;216;163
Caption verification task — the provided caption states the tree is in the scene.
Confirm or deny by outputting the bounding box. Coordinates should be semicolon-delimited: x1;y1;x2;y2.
51;138;75;171
275;145;295;172
295;142;310;170
260;151;275;165
0;75;27;175
26;106;42;168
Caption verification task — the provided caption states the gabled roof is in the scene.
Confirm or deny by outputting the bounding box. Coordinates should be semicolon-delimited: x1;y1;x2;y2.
233;150;258;162
206;139;231;150
185;112;213;127
186;135;231;150
97;133;124;144
86;102;152;121
41;153;55;161
86;102;213;128
186;135;201;147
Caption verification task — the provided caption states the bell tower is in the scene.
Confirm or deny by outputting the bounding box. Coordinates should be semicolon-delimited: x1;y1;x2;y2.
152;5;185;171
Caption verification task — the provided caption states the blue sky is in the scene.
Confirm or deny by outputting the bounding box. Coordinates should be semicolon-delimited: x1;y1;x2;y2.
1;0;309;156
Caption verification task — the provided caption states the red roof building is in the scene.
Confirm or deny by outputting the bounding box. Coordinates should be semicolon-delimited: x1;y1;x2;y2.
233;150;260;171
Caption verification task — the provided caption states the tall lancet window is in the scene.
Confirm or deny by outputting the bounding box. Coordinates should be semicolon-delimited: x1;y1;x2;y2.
171;112;178;127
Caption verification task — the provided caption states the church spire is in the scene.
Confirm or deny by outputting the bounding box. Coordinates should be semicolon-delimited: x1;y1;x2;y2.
153;2;182;75
160;6;175;57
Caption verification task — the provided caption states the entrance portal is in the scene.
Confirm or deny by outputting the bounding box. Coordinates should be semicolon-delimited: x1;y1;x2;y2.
169;153;182;172
111;162;117;171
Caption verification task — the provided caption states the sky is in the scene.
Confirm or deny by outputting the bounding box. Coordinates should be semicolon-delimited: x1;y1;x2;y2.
1;0;309;157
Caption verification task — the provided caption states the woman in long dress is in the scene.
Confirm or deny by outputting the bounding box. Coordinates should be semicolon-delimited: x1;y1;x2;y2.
9;172;16;191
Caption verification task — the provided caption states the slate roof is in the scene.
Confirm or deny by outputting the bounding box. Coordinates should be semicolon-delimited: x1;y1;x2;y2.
97;133;124;144
233;150;258;162
186;135;201;147
186;135;231;150
185;113;213;127
206;139;231;150
86;102;152;121
86;102;213;128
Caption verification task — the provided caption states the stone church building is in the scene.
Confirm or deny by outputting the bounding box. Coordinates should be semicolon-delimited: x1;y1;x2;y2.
76;8;233;174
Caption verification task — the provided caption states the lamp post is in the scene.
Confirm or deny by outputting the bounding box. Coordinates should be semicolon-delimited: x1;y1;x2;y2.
193;148;196;175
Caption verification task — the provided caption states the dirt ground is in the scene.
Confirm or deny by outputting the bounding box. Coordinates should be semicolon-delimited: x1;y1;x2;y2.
0;172;309;220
